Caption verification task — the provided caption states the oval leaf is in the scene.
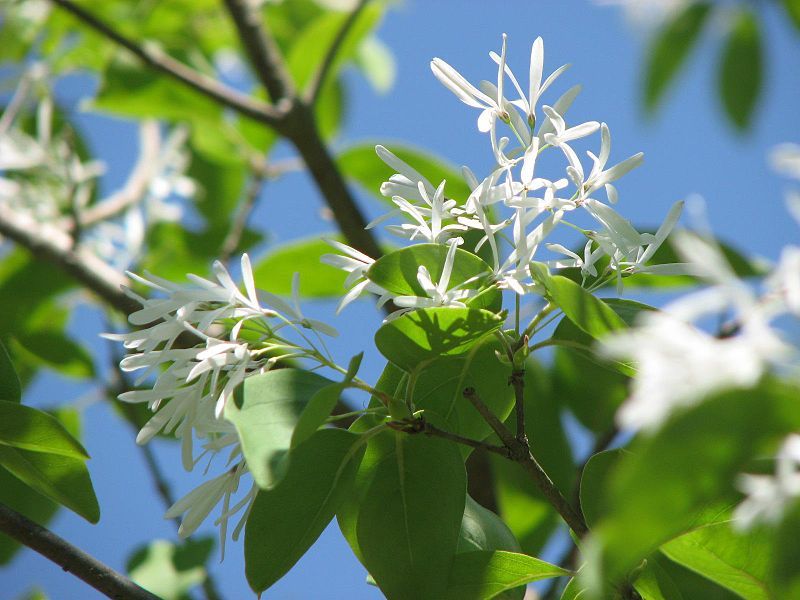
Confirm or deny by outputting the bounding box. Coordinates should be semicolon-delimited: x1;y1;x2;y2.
375;307;503;371
719;10;763;130
0;401;89;459
224;368;334;489
245;429;365;593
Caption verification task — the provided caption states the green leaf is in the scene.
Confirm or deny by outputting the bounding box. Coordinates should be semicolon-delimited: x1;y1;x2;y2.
345;429;466;600
224;368;334;489
290;383;345;447
446;551;569;600
659;557;741;599
643;3;712;112
579;449;629;528
771;503;800;597
253;236;346;298
633;555;686;600
338;142;472;204
127;537;214;600
0;341;21;403
374;307;503;372
661;522;771;599
12;331;94;379
0;444;98;522
367;244;498;307
411;339;515;457
718;10;763;131
0;465;58;565
532;267;627;339
356;36;396;93
590;381;800;583
458;494;521;554
0;401;89;459
245;429;365;593
783;0;800;31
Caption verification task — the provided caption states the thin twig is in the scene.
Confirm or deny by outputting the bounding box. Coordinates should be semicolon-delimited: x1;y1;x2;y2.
222;0;294;103
306;0;370;104
220;174;266;264
0;204;139;315
462;387;588;537
389;417;510;457
0;503;160;600
48;0;283;126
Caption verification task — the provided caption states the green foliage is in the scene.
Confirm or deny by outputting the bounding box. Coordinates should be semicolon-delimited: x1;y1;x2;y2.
0;341;21;403
338;142;472;203
784;0;800;31
225;368;334;489
458;494;521;554
446;551;568;600
245;429;365;593
0;401;89;459
589;380;800;584
375;307;503;371
643;3;711;113
253;235;346;298
718;10;763;131
127;537;214;600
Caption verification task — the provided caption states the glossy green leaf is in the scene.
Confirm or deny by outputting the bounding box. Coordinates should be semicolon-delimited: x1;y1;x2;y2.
661;522;771;599
447;551;569;600
253;236;346;298
719;10;763;130
633;555;686;600
347;429;466;600
338;143;472;204
375;307;503;371
0;401;88;459
224;368;334;489
411;338;515;456
658;557;741;599
127;537;214;600
643;3;711;112
591;381;800;583
245;429;365;593
532;267;626;339
458;494;521;554
367;244;498;305
0;444;98;523
0;341;20;403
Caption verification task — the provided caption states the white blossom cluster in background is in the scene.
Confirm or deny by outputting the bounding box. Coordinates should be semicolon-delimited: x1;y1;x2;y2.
105;255;340;553
325;34;685;314
602;141;800;530
0;64;192;270
594;0;690;28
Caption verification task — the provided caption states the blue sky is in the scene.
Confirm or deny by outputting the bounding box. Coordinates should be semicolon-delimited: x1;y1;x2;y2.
3;1;800;598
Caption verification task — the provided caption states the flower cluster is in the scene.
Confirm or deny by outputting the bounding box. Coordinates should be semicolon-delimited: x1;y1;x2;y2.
106;255;337;551
326;35;683;313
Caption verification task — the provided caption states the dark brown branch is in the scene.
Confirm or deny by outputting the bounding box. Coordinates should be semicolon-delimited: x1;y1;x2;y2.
0;205;140;315
222;0;294;103
306;0;370;104
462;387;588;537
48;0;282;126
389;417;509;457
0;502;160;600
509;369;527;443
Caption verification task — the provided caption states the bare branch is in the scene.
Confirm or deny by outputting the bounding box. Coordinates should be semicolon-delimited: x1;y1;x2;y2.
48;0;283;126
0;205;139;315
220;174;266;264
0;502;160;600
462;387;588;537
306;0;370;104
222;0;295;103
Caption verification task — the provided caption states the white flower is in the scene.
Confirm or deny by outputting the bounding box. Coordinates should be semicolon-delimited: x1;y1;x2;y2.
734;434;800;530
431;35;510;132
582;123;644;203
770;143;800;181
375;144;436;203
321;239;391;313
392;238;478;310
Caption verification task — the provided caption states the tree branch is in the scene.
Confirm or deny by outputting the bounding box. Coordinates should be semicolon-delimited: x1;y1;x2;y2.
462;387;588;537
0;205;139;315
0;502;160;600
306;0;370;104
509;369;527;443
222;0;294;103
48;0;283;126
